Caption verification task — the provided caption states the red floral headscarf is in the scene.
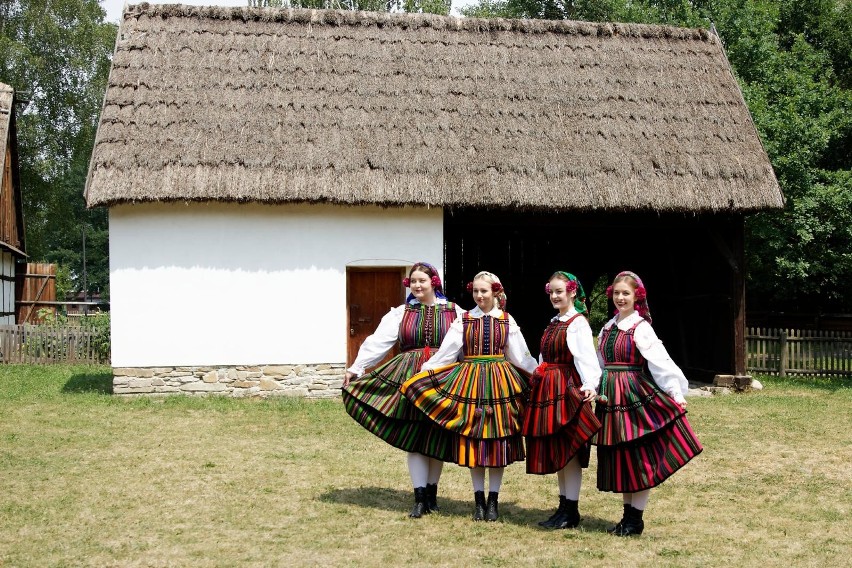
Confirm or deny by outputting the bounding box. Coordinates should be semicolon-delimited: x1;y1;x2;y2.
606;270;651;324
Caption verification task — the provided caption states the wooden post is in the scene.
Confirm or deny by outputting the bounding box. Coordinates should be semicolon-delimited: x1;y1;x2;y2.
732;217;747;375
779;330;788;377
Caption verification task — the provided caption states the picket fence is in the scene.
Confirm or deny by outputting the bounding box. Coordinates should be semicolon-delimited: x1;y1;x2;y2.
0;324;108;364
746;327;852;377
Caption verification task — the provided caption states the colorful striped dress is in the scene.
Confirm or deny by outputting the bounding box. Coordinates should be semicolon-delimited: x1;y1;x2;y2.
523;313;602;475
401;308;537;468
594;314;703;492
343;301;461;460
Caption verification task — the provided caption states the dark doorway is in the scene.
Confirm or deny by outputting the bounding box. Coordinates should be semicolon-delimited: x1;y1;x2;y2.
443;208;744;381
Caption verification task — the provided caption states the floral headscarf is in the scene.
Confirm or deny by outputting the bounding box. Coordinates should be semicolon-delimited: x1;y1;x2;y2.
466;271;507;310
403;262;447;303
606;270;652;324
545;271;588;314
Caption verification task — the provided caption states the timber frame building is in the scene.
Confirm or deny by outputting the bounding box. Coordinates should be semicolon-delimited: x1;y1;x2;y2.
0;82;26;325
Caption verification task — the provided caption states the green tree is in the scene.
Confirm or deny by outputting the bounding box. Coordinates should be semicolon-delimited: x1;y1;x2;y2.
249;0;451;15
461;0;710;25
704;1;851;312
0;0;115;298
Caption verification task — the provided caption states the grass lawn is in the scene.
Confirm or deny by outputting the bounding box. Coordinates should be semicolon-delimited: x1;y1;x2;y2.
0;365;850;567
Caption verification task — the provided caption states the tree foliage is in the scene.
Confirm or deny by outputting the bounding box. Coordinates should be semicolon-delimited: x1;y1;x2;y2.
462;0;852;313
249;0;451;15
0;0;116;298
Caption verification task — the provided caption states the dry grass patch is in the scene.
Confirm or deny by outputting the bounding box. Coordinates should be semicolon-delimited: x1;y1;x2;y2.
0;366;850;567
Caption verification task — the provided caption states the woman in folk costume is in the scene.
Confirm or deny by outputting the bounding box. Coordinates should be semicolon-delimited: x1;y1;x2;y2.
595;271;703;536
343;262;464;518
524;272;602;530
402;271;537;522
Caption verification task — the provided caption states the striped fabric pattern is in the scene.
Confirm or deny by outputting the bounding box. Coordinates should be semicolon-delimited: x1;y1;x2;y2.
401;313;530;468
594;320;702;492
524;317;602;474
343;302;459;460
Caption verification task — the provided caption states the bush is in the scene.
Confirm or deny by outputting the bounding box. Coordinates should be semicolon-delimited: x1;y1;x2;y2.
80;312;110;363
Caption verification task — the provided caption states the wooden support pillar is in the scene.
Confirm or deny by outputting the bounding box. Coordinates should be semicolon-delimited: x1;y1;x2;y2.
732;217;747;376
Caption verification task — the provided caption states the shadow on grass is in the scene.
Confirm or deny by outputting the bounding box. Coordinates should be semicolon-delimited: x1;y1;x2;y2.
62;371;113;394
319;486;612;531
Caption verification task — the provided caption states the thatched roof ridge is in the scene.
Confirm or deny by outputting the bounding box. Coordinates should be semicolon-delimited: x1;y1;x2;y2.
121;3;714;40
86;4;783;212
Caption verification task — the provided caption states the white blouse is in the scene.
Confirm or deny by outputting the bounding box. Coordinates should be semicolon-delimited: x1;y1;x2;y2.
541;307;601;393
421;306;538;375
597;312;689;404
347;299;465;377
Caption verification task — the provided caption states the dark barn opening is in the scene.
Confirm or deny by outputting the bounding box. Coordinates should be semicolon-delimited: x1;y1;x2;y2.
444;207;745;382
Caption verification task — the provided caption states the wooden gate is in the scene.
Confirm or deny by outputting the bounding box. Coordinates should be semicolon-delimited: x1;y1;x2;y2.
346;267;405;368
15;262;56;323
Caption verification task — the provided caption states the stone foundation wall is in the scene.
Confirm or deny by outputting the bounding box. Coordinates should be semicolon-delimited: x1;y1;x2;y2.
112;364;346;398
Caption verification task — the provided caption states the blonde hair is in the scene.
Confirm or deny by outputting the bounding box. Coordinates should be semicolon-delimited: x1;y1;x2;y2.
472;271;507;311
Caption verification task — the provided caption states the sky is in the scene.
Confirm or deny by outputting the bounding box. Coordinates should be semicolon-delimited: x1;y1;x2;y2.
100;0;475;23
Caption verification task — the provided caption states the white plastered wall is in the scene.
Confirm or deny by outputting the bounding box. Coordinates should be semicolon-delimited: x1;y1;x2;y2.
0;251;14;325
109;202;444;367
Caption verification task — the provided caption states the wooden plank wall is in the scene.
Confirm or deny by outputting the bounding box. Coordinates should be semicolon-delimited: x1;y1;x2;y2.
1;139;21;249
16;263;56;323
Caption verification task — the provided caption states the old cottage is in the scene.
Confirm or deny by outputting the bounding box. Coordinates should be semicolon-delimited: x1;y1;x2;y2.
0;82;27;325
85;5;782;395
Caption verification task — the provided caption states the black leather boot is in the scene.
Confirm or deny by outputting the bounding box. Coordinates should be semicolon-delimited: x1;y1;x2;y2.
426;483;439;512
473;491;486;521
553;498;580;529
409;487;429;519
539;496;567;528
614;505;644;536
485;491;499;522
607;504;630;534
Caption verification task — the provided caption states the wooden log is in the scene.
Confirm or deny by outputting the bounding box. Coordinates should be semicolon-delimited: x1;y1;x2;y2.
713;374;736;387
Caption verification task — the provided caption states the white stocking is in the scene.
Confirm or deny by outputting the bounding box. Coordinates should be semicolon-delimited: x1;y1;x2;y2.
488;467;504;493
631;489;651;511
559;457;583;500
470;467;486;492
427;457;444;485
407;452;429;488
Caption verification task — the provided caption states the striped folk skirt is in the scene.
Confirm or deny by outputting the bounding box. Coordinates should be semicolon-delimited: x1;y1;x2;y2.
523;363;601;475
343;348;457;462
401;355;529;468
594;365;702;492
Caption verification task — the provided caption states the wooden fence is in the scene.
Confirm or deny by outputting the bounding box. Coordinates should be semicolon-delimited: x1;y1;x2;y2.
16;262;57;323
0;324;108;364
746;327;852;377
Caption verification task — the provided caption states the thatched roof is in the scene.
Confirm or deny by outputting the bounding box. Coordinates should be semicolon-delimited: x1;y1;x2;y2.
85;4;783;212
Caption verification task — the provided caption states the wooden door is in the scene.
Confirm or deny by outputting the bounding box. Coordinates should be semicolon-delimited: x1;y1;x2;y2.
346;267;405;368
